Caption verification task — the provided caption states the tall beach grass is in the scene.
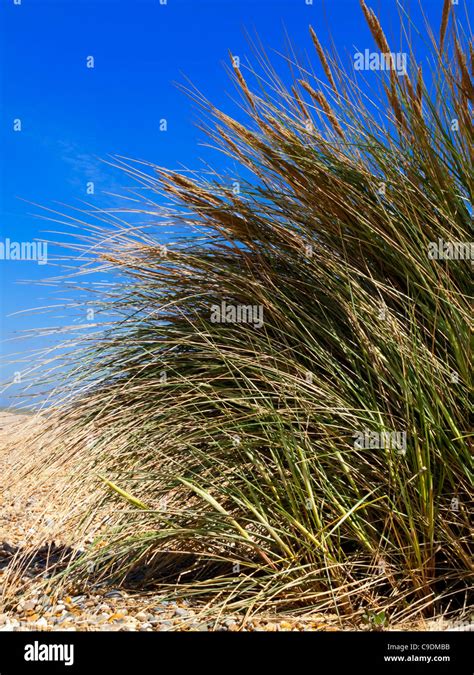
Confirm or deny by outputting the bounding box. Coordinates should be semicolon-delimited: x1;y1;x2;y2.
7;0;473;623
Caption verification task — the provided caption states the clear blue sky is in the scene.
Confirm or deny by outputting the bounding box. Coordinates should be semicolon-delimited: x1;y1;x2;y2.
0;0;465;407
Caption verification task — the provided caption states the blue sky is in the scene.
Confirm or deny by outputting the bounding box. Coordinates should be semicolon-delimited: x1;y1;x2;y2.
0;0;466;407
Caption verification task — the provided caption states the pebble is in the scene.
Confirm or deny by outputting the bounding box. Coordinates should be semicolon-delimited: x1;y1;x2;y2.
51;604;65;614
71;595;86;604
104;590;124;599
0;618;19;632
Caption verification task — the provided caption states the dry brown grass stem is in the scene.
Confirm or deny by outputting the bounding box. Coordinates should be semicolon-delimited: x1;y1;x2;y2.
309;25;338;92
359;0;391;55
299;80;345;139
230;53;257;111
439;0;452;54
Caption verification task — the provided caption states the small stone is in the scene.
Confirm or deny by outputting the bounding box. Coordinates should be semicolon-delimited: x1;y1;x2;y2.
158;620;173;629
152;605;167;613
107;612;125;622
135;611;148;622
101;625;121;632
174;608;189;617
22;600;37;612
280;621;294;630
104;590;124;599
36;618;48;628
70;595;86;604
26;613;39;622
88;617;103;625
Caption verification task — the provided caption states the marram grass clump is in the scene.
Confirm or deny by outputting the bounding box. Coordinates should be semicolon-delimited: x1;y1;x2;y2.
9;1;473;623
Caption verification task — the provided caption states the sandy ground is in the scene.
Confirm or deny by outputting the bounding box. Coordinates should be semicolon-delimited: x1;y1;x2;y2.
0;411;471;632
0;412;72;548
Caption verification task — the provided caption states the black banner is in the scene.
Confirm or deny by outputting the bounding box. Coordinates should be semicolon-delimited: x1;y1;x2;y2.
0;631;471;674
